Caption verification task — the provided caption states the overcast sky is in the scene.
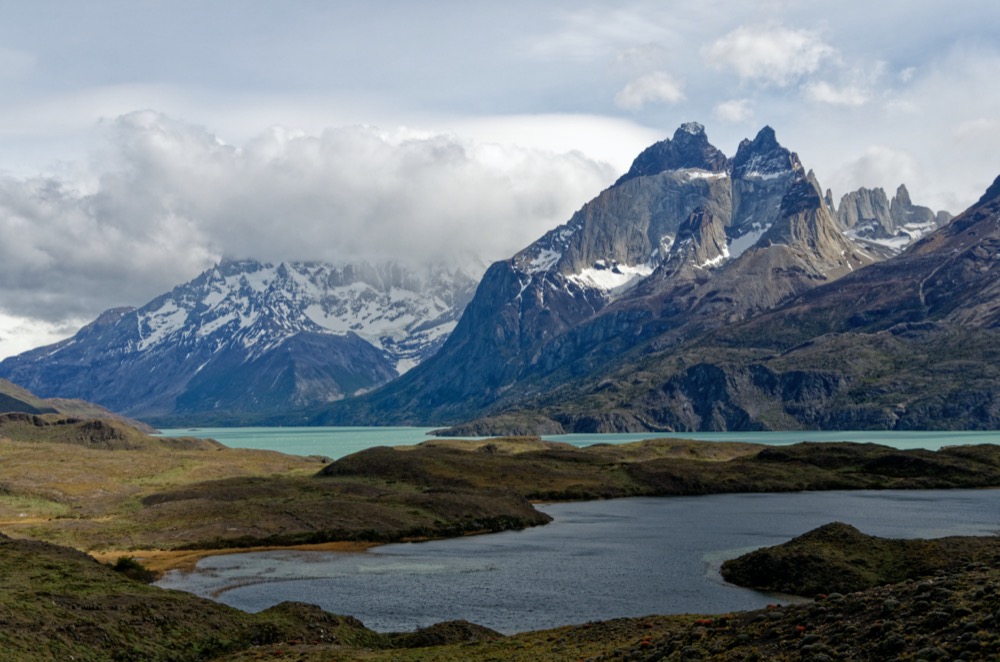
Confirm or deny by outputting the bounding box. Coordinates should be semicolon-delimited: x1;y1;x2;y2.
2;0;1000;359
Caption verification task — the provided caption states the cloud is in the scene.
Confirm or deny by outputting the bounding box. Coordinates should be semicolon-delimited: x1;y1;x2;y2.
713;98;754;123
615;72;685;110
803;81;869;107
0;312;86;358
0;111;616;337
525;7;676;62
703;24;836;86
802;61;885;107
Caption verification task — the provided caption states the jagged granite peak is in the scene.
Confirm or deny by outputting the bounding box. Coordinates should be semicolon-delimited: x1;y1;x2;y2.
837;186;892;230
837;183;952;255
614;121;729;186
515;144;732;285
889;183;950;230
725;127;804;257
761;174;871;272
731;126;803;180
0;259;480;422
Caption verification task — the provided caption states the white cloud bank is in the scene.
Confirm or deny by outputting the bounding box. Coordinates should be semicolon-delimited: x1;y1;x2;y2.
703;23;836;86
713;98;754;124
0;111;616;357
615;71;686;110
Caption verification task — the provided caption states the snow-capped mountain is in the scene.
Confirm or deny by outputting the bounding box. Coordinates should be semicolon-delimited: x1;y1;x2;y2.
0;259;479;422
138;260;477;373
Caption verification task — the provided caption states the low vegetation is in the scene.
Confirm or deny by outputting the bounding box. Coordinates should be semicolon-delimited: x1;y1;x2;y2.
2;416;1000;659
721;521;1000;595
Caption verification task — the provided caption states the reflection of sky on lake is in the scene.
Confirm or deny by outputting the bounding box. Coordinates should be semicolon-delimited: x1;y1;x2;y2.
158;489;1000;633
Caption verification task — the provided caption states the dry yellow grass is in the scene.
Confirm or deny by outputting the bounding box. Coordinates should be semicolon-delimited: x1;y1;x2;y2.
0;432;324;550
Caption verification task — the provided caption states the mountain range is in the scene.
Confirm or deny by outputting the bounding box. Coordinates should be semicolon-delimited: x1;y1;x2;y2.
304;123;970;431
0;260;478;423
2;122;979;430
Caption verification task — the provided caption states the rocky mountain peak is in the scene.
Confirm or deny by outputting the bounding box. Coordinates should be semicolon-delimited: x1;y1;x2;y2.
836;187;890;231
0;258;480;422
679;121;705;135
778;173;824;217
894;184;912;208
614;122;729;185
731;126;802;180
746;171;874;284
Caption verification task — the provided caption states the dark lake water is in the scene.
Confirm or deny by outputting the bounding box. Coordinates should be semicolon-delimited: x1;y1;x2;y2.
158;489;1000;634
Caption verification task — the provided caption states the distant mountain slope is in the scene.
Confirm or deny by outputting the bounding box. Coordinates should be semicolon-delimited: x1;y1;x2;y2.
0;260;479;423
311;124;893;427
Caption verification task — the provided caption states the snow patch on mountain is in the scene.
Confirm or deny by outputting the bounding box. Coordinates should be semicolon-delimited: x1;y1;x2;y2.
728;222;773;259
844;220;940;255
683;169;729;182
568;260;655;295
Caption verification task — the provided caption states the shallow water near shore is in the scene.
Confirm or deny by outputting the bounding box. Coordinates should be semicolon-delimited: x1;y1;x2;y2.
157;426;1000;459
157;488;1000;634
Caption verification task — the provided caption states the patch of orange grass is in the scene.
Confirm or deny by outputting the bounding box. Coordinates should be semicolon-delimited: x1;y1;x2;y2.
90;540;379;574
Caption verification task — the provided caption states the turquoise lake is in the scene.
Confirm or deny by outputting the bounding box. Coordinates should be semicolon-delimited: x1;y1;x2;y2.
157;426;1000;458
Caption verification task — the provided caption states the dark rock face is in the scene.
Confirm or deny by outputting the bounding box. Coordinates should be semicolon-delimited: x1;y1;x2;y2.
731;125;801;180
614;122;729;185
